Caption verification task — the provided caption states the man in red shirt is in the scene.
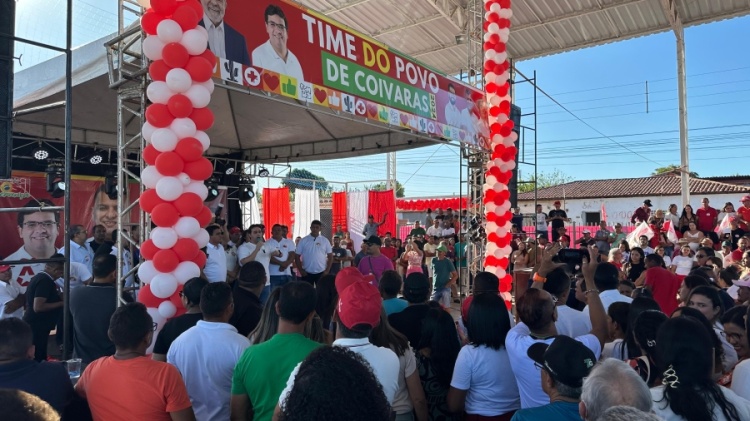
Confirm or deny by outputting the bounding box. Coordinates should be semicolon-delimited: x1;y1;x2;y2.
380;237;398;264
738;195;750;231
731;236;749;263
696;197;719;243
640;254;680;315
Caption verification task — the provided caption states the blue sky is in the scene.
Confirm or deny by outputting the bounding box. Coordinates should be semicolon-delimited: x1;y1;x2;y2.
13;1;750;198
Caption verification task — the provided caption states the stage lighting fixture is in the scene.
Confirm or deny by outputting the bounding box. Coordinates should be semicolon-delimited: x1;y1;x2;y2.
45;161;65;198
238;176;255;202
225;167;235;175
205;177;220;202
89;150;104;165
33;142;49;161
257;167;270;177
105;171;118;200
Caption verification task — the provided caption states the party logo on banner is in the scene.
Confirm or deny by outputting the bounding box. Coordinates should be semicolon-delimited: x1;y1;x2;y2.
298;81;314;103
280;75;299;98
243;66;262;87
262;71;282;94
220;59;242;84
341;93;356;114
312;85;329;106
0;178;32;199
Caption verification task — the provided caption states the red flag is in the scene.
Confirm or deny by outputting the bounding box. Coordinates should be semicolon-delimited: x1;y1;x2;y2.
601;202;607;223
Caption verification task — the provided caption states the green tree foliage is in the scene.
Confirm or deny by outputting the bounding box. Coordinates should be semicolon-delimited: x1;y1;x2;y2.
518;170;573;193
369;181;405;198
652;164;699;178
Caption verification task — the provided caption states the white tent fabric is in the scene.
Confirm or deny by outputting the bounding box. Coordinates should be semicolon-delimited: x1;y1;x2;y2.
241;198;262;227
347;191;369;252
293;189;320;240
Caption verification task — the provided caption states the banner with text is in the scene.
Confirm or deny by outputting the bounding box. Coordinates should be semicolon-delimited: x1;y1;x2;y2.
201;0;489;148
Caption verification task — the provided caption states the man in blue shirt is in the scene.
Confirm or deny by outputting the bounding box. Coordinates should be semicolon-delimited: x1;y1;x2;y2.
511;336;596;421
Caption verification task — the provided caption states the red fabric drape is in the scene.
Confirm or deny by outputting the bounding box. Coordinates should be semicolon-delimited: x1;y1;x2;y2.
368;190;396;237
262;187;291;239
332;192;348;234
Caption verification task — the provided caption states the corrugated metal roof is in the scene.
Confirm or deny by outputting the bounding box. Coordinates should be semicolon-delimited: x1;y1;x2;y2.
517;174;750;200
295;0;750;76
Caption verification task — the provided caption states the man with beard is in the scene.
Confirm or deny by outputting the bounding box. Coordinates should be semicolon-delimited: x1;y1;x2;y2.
252;4;303;80
199;0;251;65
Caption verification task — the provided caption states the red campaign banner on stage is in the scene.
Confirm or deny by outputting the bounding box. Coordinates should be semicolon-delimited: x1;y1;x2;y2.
368;190;396;237
201;0;489;148
0;171;140;292
262;187;292;239
331;191;347;235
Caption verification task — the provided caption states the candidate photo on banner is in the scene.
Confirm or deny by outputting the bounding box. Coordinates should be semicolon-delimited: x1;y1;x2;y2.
251;4;304;81
199;0;251;66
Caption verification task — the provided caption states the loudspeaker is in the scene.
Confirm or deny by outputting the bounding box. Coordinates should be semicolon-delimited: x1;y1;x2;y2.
0;0;16;179
509;104;522;135
508;104;522;207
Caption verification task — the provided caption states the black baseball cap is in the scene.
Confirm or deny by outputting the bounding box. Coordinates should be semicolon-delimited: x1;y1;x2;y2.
364;235;382;246
527;335;596;388
643;199;653;207
403;272;430;293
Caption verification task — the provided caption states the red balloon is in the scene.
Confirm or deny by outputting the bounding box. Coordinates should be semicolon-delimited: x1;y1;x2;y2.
145;103;174;128
184;0;204;24
150;0;178;16
162;42;190;69
494;43;506;53
485;189;497;201
153;249;180;273
169;289;185;311
140;189;166;213
489;34;500;44
198;48;216;68
149;60;171;82
140;239;159;261
155;151;185;176
183;157;213;181
499;0;511;8
185;57;213;82
485;255;498;266
167;94;193;118
174;192;203;217
489;106;501;117
498;190;510;201
173;238;199;261
141;10;162;35
189;107;214;131
487;12;499;23
191;250;207;269
498;236;510;247
487;232;499;243
152;202;181;227
143;144;160;166
195;206;213;227
486;212;497;222
171;4;199;31
485;82;497;93
174;137;204;162
138;284;164;308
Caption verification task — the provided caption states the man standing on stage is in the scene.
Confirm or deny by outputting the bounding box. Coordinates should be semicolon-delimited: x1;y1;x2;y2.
631;199;652;224
547;201;570;242
23;256;64;361
294;220;332;287
363;213;387;238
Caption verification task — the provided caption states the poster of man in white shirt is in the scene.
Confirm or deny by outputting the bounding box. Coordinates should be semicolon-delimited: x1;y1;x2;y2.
252;4;304;81
200;0;251;65
7;199;60;293
443;83;461;127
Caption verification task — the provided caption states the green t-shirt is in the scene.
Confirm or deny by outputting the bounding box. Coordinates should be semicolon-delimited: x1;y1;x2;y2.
410;227;426;237
431;257;456;289
231;333;322;421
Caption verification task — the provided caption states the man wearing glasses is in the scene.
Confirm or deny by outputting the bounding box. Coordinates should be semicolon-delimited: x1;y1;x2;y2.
7;199;60;294
199;0;251;65
252;4;304;81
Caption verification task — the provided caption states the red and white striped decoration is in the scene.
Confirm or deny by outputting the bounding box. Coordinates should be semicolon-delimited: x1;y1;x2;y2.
136;0;216;328
481;0;516;304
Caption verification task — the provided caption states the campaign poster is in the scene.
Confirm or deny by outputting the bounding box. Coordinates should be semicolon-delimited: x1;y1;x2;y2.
197;0;490;149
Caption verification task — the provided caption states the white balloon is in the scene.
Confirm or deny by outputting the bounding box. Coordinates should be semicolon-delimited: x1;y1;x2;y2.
137;260;158;284
496;114;509;124
493;183;504;193
146;81;173;105
177;172;192;186
142;122;157;142
166;68;192;93
496;52;508;63
151;227;178;249
484;72;497;83
157;19;183;44
142;36;164;61
192;229;210;248
198;79;215;94
141;165;163;189
499;8;513;19
174;261;200;283
508;131;519;143
490;3;501;13
195;25;208;40
151;273;178;298
156;177;184;201
493;248;504;259
184;181;208;201
174;216;201;238
505;160;517;170
485;202;497;214
194;131;210;151
151;128;179;152
180;29;208;56
497;269;507;278
489;95;501;106
145;306;165;355
158;300;177;318
185;84;210;108
137;0;151;8
503;136;516;147
488;23;500;34
170;118;197;139
483;33;491;43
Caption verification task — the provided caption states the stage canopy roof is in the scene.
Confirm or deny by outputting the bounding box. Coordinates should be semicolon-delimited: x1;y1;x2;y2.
12;0;750;164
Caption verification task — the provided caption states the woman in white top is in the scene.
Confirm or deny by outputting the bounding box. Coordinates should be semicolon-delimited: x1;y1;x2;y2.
687;286;739;373
670;245;694;276
665;203;680;229
447;293;520;419
651;317;750;421
655;245;672;268
718;202;737;234
683;222;704;252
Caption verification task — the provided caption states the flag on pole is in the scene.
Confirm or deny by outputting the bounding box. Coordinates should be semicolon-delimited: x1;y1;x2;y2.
663;220;678;243
601;202;608;223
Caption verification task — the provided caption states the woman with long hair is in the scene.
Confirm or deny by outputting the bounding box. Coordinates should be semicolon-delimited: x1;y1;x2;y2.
619;240;631;264
718;306;750;387
415;308;462;421
671;306;726;379
651;317;750;421
613;297;661;361
447;294;520;420
683;222;705;252
403;241;425;276
655;245;672;268
731;306;750;400
688;286;739;373
670;245;694;277
510;241;529;270
627;310;668;387
248;287;281;345
623;247;646;284
601;301;630;360
678;205;698;234
370;309;429;421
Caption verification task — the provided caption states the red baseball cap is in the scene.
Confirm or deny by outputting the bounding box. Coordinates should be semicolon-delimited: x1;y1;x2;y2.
229;227;242;234
335;267;367;293
0;265;10;272
337;281;382;329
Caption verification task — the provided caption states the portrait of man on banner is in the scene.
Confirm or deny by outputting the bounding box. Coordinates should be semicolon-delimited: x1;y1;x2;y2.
7;199;60;293
199;0;251;65
252;4;304;81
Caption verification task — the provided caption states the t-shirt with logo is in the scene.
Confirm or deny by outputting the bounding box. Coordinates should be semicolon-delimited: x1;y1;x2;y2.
696;207;718;232
266;238;296;276
535;213;547;231
548;209;567;229
7;246;45;293
331;246;347;274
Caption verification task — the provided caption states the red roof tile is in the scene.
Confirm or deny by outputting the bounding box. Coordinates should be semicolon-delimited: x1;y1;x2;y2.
517;174;750;201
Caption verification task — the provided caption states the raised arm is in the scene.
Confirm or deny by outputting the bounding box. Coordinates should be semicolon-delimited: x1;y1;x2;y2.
581;246;608;349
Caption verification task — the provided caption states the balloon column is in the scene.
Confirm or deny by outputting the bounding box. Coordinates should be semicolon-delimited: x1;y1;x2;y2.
481;0;516;307
137;0;216;329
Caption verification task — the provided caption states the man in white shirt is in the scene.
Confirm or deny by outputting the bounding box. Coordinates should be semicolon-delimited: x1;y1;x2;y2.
506;244;608;409
225;228;240;286
168;282;250;421
204;225;228;283
266;224;296;292
0;265;24;319
58;225;94;273
8;199;60;293
199;0;251;65
582;262;633;317
251;4;304;80
542;268;590;338
444;83;461;127
535;204;548;240
237;224;281;303
294;220;332;287
423;236;437;279
638;235;655;256
426;219;443;239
